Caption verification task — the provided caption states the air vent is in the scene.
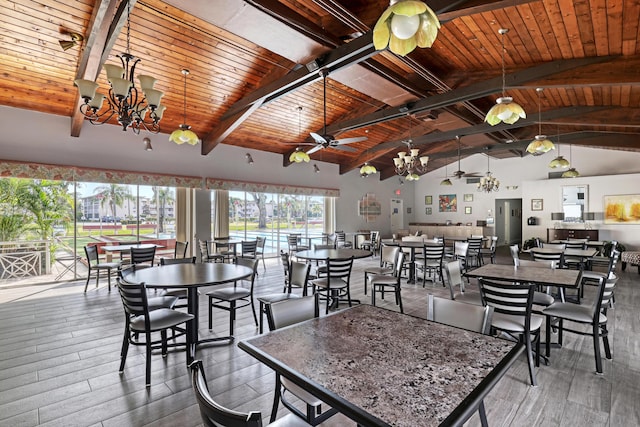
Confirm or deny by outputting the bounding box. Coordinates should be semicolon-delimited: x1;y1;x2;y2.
466;177;480;184
548;172;564;179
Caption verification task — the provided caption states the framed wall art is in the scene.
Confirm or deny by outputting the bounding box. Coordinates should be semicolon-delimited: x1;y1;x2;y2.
465;206;472;214
531;199;543;211
463;194;473;202
425;207;432;215
604;194;640;224
439;194;457;212
425;195;432;205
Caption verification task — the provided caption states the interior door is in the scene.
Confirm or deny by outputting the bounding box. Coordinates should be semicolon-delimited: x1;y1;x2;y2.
390;199;403;232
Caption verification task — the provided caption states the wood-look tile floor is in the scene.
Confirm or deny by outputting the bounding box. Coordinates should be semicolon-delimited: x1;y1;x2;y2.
1;248;639;426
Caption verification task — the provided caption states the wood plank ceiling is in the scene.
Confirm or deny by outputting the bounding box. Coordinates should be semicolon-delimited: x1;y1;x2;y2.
1;0;639;180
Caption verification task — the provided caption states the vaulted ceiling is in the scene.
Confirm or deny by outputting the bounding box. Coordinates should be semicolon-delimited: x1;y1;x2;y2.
2;0;640;180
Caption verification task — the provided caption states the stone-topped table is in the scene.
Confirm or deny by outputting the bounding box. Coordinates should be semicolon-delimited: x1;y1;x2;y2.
239;305;522;427
465;264;581;288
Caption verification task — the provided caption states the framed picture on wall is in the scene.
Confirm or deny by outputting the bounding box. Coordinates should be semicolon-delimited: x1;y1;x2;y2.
439;194;457;212
425;207;432;215
531;199;543;211
464;194;473;202
425;195;433;205
465;206;472;214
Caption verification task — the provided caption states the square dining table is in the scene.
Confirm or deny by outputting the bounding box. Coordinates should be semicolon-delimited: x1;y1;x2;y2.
464;264;582;289
239;305;523;427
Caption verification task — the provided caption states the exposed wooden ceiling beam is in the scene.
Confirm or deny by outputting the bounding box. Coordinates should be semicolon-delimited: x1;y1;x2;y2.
340;106;610;174
70;0;124;137
215;0;519;157
326;56;613;138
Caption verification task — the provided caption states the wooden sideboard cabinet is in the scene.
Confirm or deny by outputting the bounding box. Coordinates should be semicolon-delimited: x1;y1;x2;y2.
547;228;599;242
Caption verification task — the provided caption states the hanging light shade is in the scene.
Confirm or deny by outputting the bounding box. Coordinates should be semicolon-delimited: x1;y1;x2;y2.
485;29;525;126
373;0;441;57
169;69;200;145
289;148;310;163
549;155;570;168
526;88;555;155
360;162;378;176
440;178;452;185
561;144;579;177
73;0;165;134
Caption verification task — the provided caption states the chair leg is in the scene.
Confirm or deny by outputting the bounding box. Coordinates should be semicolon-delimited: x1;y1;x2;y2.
602;325;612;359
250;298;258;327
545;316;552;358
363;273;368;295
593;323;603;374
208;296;213;330
229;301;236;335
396;286;403;314
270;375;282;423
478;400;489;427
259;302;265;334
107;269;112;291
119;328;130;372
371;285;376;307
145;331;152;387
84;269;91;292
524;331;537;386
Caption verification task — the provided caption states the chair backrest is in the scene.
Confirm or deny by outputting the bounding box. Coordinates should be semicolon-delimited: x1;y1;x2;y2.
198;239;210;260
280;250;290;279
393;252;405;278
369;230;380;243
287;235;299;247
131;246;156;266
467;237;483;253
85;245;99;264
174;241;189;258
161;256;196;265
605;249;620;279
256;236;265;252
289;261;310;290
380;245;400;268
423;245;445;260
241;240;257;258
335;231;347;244
479;279;534;327
542;243;566;250
314;244;334;250
443;260;464;300
515;259;554;269
427;294;492;334
530;249;564;267
488;236;498;250
594;276;617;319
454;241;469;257
564;241;585;250
269;295;319;331
190;360;263;427
234;258;259;294
117;278;150;319
509;244;520;262
326;257;354;281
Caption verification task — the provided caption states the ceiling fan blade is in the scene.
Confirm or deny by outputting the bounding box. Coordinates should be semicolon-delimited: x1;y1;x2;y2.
332;144;358;152
306;145;322;155
310;132;328;144
334;136;368;145
464;172;483;177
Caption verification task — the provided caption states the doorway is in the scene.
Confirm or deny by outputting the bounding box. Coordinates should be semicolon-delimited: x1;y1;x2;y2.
390;199;403;233
495;198;522;246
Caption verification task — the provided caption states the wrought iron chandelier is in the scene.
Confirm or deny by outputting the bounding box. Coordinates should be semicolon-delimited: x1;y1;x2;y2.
393;115;428;181
74;0;165;134
477;155;500;193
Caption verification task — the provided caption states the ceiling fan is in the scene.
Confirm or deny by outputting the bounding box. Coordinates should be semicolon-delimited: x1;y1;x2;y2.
305;70;367;155
452;135;482;179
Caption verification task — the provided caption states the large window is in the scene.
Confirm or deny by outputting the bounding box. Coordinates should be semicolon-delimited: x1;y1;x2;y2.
228;191;325;256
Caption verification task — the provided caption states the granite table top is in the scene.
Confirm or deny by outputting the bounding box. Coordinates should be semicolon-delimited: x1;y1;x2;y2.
239;305;522;427
465;264;581;288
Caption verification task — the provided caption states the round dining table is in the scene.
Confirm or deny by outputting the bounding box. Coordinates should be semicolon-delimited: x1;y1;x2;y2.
125;263;253;363
295;248;372;261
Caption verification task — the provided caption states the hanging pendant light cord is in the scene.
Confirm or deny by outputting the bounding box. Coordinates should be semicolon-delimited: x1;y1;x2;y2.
322;71;328;136
500;29;506;97
182;70;187;124
125;0;131;55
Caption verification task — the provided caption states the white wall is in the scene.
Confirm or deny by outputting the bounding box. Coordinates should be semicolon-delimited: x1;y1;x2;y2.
412;146;640;249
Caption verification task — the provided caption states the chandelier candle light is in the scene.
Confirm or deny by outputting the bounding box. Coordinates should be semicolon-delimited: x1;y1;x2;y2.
484;29;526;126
477;155;500;193
74;0;165;133
373;0;441;57
394;147;429;181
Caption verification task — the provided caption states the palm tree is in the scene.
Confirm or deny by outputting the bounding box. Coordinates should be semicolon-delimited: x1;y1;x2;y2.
152;186;174;234
249;192;267;229
20;180;73;241
94;184;132;233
